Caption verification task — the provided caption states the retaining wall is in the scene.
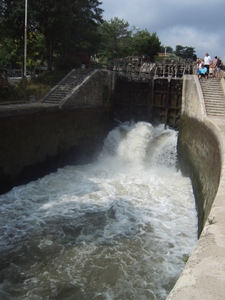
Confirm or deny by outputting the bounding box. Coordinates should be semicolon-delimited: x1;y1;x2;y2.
166;75;225;299
0;70;114;195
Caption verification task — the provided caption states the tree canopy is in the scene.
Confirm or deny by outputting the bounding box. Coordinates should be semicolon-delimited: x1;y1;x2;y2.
131;30;161;60
0;0;103;70
97;17;132;60
175;45;196;59
0;1;196;72
97;18;161;61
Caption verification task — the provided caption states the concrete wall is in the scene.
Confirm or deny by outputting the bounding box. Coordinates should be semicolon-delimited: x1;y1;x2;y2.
0;70;114;195
60;69;114;110
166;75;225;299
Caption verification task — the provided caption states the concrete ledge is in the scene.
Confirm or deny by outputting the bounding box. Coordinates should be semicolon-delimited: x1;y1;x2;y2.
166;75;225;299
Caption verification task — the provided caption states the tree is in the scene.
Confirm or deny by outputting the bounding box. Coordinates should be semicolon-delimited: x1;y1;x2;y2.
0;37;20;69
29;0;74;70
131;30;161;60
175;45;195;59
30;0;104;70
97;17;132;60
0;0;103;71
69;0;103;56
0;0;28;70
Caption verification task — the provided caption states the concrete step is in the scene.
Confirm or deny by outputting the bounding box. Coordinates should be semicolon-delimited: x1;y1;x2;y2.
42;69;93;104
207;111;225;115
203;94;224;97
205;101;225;105
205;98;225;103
199;78;225;116
206;107;225;112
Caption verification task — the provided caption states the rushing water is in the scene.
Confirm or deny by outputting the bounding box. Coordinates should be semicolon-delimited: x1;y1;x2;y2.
0;122;197;300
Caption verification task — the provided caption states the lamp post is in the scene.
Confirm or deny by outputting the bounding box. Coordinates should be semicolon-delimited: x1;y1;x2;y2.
24;0;27;101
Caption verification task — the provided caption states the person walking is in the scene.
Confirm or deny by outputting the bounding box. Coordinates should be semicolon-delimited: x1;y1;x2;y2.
204;53;211;74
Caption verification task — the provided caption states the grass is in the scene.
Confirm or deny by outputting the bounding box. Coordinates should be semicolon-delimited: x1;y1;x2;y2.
0;69;70;103
182;253;190;264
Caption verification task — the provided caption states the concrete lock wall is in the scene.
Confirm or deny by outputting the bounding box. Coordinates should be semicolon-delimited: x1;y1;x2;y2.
167;75;225;299
0;70;114;195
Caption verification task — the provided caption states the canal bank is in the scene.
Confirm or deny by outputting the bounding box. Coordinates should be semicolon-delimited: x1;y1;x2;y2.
167;75;225;299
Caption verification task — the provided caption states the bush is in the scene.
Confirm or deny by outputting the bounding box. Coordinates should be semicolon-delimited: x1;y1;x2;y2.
0;69;70;103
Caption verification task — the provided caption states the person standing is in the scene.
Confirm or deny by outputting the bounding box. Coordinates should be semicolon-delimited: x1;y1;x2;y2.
209;59;214;78
204;53;211;74
214;56;218;77
216;57;222;79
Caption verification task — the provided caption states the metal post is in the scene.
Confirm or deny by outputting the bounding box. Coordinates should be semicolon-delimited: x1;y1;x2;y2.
24;0;27;101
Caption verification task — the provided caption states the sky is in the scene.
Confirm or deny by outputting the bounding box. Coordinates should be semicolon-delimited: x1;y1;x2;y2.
100;0;225;62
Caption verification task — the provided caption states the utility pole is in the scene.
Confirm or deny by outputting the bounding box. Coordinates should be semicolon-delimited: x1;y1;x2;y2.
24;0;27;101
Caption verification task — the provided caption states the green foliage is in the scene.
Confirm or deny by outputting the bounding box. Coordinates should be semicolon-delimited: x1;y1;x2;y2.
0;1;196;70
97;19;161;62
131;30;161;60
131;30;151;55
182;253;190;263
29;0;74;70
97;17;132;60
0;37;20;68
0;0;103;71
31;69;69;86
0;69;69;102
175;45;196;59
0;0;39;68
69;0;103;55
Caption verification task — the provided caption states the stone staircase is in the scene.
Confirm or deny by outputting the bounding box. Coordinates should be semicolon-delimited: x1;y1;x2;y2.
41;69;94;104
199;78;225;116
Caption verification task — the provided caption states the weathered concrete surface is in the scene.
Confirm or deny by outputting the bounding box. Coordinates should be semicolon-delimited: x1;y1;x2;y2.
166;75;225;299
60;69;114;110
0;70;114;195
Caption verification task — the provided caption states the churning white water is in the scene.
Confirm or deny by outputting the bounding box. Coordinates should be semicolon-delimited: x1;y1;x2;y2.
0;122;197;300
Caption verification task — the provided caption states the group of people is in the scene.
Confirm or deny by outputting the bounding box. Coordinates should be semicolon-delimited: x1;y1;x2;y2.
197;53;222;80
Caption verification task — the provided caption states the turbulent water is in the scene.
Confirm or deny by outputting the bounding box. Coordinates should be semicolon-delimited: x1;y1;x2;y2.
0;122;197;300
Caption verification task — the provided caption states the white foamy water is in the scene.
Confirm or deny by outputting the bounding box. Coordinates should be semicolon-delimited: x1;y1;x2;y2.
0;122;197;300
